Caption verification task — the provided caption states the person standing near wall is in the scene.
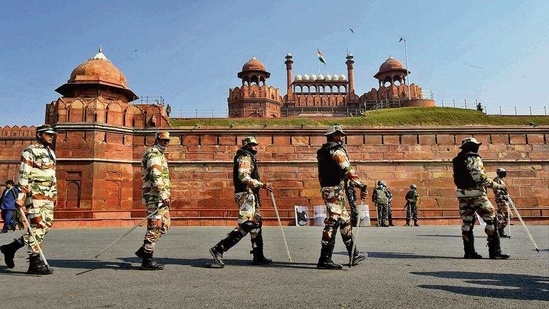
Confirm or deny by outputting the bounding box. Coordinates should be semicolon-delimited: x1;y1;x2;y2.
209;137;273;268
405;184;420;226
453;137;510;259
316;125;368;269
134;131;172;270
0;124;57;274
1;180;20;233
372;180;390;227
492;167;511;238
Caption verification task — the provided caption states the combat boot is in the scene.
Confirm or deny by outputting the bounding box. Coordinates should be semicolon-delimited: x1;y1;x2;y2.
209;246;225;268
498;228;509;238
27;254;53;275
488;236;510;259
317;248;342;270
250;234;272;266
140;252;164;270
349;250;367;266
1;238;25;268
463;231;482;259
134;246;145;259
251;248;272;266
413;220;420;227
405;219;410;226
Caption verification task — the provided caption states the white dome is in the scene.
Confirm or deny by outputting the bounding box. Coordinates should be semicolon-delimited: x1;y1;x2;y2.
286;52;293;57
310;74;317;81
318;74;324;80
295;74;302;81
303;74;310;80
332;75;339;81
325;74;332;80
340;74;346;80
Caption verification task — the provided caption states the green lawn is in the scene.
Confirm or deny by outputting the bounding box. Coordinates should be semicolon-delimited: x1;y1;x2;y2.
170;107;549;128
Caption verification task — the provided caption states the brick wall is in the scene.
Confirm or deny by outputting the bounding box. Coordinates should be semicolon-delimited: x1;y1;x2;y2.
1;125;547;227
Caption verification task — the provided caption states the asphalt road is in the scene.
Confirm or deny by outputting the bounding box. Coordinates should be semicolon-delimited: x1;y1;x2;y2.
1;225;548;308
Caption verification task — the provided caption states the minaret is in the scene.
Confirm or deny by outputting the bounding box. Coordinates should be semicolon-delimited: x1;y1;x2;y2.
285;53;294;99
346;53;355;95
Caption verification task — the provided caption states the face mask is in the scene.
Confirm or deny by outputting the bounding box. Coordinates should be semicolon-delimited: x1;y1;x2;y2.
156;143;167;152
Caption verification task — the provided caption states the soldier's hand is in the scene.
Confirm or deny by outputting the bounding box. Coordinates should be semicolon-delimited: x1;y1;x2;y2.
161;198;170;208
360;190;368;200
263;183;273;192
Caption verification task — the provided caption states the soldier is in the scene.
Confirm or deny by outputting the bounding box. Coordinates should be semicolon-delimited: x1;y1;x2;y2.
405;184;420;226
209;137;273;268
134;131;172;270
492;167;511;238
0;124;57;274
316;125;367;269
453;137;510;259
372;180;391;227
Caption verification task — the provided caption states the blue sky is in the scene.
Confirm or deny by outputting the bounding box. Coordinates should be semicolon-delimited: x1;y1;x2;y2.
1;0;548;126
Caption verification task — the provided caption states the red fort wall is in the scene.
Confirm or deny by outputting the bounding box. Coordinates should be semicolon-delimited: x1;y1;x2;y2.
1;125;548;228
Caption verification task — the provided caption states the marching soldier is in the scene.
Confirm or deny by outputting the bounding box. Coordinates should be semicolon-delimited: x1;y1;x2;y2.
492;168;511;238
316;125;367;269
209;137;273;268
134;131;172;270
452;137;510;259
0;124;57;274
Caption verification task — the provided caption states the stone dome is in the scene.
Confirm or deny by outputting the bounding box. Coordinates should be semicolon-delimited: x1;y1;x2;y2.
56;47;137;101
378;56;406;73
242;56;267;72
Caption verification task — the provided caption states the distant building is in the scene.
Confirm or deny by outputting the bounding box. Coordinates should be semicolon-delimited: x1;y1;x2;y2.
228;54;435;118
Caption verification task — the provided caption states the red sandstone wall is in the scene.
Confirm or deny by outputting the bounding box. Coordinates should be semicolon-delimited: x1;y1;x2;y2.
1;125;548;228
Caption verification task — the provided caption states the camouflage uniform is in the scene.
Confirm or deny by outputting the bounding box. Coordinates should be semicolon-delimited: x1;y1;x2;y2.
1;124;57;274
210;137;272;267
372;181;390;227
316;125;367;269
453;137;509;259
493;169;510;237
405;185;420;226
135;131;171;270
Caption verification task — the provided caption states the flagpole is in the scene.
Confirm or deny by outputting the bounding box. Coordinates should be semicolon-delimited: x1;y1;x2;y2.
402;38;411;100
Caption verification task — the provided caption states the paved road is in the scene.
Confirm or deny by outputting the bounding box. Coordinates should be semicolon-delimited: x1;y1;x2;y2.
1;225;548;308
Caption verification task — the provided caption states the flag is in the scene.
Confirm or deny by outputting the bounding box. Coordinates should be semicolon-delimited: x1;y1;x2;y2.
399;37;404;42
349;28;354;34
317;49;326;65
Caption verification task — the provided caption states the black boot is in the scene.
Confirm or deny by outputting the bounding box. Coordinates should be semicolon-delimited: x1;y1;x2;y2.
317;247;342;270
209;229;245;267
498;228;509;238
1;238;25;268
27;254;53;275
134;246;145;259
388;212;394;226
463;231;482;259
250;233;272;266
488;235;510;259
346;243;366;266
140;252;164;270
405;219;410;226
413;220;420;227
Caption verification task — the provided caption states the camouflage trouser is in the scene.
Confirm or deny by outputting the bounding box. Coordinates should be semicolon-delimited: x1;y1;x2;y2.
320;185;353;249
457;191;497;238
406;203;418;221
143;203;170;253
496;201;510;230
235;190;261;239
24;196;54;254
375;203;388;226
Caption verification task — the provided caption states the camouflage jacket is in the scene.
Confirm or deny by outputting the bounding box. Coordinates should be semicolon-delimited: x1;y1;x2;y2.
18;142;57;200
141;144;171;204
492;176;509;202
464;155;497;191
406;190;420;204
